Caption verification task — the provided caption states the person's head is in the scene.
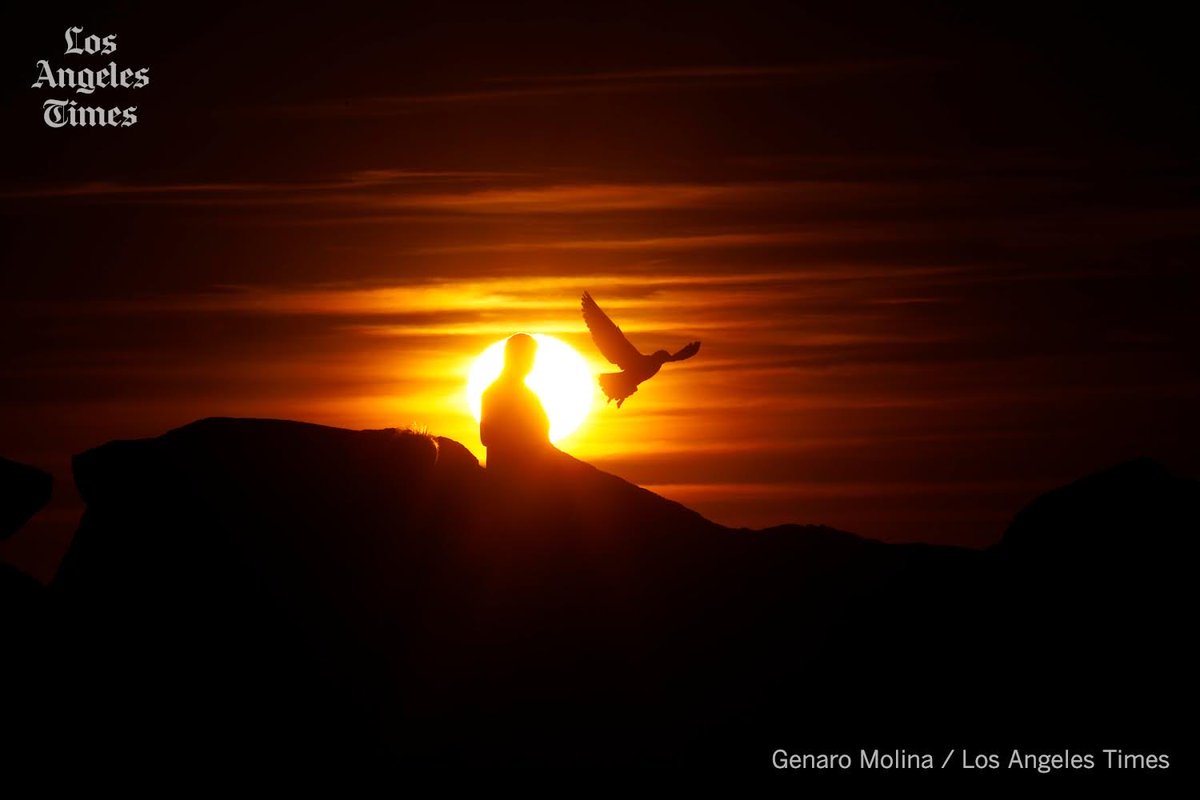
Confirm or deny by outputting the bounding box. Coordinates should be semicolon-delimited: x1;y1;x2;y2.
503;333;538;378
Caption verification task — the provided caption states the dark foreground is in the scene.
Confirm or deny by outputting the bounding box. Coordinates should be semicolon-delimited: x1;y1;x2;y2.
2;418;1194;780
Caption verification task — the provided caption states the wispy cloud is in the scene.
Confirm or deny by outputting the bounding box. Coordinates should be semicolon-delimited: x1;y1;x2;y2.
2;175;922;219
271;60;944;117
485;63;925;84
0;169;530;201
65;269;968;317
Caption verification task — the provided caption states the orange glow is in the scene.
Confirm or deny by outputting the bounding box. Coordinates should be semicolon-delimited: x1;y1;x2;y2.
466;334;596;442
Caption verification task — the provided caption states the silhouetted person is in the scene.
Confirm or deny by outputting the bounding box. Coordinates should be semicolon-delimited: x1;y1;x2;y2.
481;333;550;474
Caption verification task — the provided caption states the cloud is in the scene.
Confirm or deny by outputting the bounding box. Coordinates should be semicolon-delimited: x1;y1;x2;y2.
0;174;898;218
0;169;531;201
485;63;933;84
63;268;968;317
270;59;945;117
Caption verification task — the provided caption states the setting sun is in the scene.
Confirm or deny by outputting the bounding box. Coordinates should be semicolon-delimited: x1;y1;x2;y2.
467;334;595;442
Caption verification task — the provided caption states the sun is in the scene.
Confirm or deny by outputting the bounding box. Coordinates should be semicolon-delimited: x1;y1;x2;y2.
467;334;595;442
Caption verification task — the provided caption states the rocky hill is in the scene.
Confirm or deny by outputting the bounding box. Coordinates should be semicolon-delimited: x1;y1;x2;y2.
2;418;1193;775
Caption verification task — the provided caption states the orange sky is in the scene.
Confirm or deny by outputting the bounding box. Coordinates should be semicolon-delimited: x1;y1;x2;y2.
3;2;1198;580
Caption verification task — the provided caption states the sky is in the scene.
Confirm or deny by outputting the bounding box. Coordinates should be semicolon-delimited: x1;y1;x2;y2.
2;1;1198;580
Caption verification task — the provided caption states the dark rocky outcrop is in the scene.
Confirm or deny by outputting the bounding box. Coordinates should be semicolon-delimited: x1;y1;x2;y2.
8;418;1193;775
997;456;1198;572
0;456;52;540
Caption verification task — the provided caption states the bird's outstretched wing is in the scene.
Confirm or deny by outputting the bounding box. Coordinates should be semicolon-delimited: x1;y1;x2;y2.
581;291;642;368
665;341;701;362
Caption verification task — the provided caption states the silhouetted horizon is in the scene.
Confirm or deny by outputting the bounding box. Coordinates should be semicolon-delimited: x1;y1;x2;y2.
3;412;1195;584
3;415;1192;776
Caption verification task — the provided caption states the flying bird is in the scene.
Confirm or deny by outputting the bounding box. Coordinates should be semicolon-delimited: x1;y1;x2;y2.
580;290;701;408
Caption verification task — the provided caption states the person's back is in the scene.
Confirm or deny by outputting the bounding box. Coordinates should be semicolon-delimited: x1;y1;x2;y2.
480;334;550;474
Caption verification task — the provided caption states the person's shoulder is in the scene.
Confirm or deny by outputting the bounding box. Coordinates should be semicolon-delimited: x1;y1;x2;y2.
481;380;505;404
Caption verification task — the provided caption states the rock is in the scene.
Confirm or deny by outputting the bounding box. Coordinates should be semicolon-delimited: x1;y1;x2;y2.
433;435;480;475
997;457;1199;567
40;419;1196;772
0;456;52;540
48;417;887;768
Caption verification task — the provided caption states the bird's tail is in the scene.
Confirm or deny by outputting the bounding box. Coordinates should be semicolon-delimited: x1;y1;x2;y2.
598;372;638;409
